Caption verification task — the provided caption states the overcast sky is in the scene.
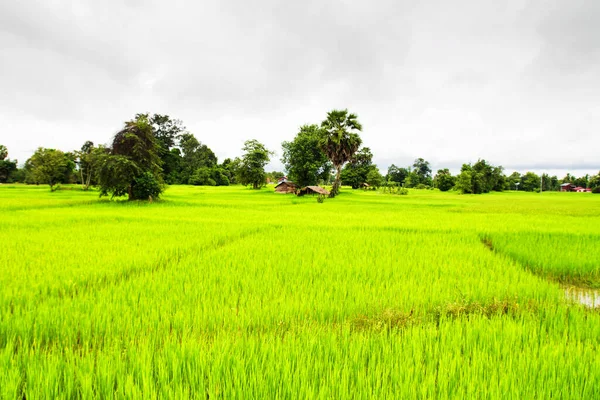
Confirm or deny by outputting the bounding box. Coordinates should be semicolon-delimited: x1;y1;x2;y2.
1;0;598;177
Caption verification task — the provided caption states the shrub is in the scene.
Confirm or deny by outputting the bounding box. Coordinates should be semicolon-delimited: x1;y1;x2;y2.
592;187;600;194
132;172;163;200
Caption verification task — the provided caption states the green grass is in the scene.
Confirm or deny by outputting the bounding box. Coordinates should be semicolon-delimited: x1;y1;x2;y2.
1;184;599;398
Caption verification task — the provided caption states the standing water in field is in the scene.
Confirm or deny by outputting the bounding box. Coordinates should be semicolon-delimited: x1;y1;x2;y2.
565;287;600;308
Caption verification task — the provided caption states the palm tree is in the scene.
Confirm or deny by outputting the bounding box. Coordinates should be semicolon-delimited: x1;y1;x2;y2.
319;109;363;197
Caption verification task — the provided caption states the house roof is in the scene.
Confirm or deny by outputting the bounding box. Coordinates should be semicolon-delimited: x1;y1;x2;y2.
275;180;296;187
304;186;329;195
561;183;575;186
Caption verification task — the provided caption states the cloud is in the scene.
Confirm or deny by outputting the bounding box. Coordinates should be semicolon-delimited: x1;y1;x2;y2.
0;0;598;177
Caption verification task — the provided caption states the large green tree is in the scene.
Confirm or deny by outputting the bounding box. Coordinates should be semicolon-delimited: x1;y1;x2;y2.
434;169;455;191
386;164;409;186
340;147;376;189
178;133;217;184
26;148;75;191
0;145;17;183
411;158;432;186
237;139;272;189
282;124;332;187
97;115;163;200
319;109;363;197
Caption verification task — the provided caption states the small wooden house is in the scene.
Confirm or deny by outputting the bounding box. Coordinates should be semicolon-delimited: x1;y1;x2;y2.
275;180;297;194
297;186;330;196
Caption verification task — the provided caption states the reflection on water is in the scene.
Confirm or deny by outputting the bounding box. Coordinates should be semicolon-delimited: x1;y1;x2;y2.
565;287;600;308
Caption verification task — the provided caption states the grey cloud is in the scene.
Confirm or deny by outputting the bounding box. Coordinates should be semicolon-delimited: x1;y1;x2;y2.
0;0;598;177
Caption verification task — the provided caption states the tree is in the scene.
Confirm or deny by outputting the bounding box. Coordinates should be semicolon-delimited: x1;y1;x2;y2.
471;159;505;192
507;172;521;190
455;165;473;194
319;109;363;197
220;158;238;184
366;168;384;188
237;139;272;189
541;173;559;191
520;172;540;192
340;147;376;189
76;141;105;190
589;172;600;189
412;158;432;186
26;148;74;191
434;169;455;192
282;124;332;187
386;164;409;186
97;114;163;200
0;145;17;183
178;133;217;184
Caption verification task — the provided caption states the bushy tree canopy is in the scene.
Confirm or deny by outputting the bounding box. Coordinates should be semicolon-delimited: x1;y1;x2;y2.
0;145;17;183
282;125;332;187
26;148;75;191
340;147;376;189
98;115;163;200
237;139;272;189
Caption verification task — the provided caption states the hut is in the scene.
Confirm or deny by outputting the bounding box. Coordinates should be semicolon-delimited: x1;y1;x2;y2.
297;186;330;196
275;179;297;194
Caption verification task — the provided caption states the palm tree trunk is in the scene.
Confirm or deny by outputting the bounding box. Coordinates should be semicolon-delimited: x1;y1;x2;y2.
330;165;342;198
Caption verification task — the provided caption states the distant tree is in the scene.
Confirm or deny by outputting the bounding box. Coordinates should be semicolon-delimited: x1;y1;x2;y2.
319;109;363;197
412;158;432;186
520;172;540;192
97;114;163;200
561;173;576;184
237;139;272;189
506;172;521;190
178;133;217;184
455;164;474;194
76;141;106;190
573;174;589;189
434;169;455;192
541;173;560;191
471;159;505;192
0;145;18;183
190;167;216;186
340;147;375;189
219;158;238;184
589;172;600;189
366;168;384;188
282;124;332;187
26;148;74;191
386;164;409;186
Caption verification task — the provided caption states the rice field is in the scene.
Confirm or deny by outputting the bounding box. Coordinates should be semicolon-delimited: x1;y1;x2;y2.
1;184;599;398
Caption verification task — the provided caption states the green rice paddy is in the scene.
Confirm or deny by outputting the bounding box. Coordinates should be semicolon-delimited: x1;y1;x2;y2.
1;185;599;398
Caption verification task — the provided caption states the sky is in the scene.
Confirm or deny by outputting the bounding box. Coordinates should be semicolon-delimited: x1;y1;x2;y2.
1;0;599;177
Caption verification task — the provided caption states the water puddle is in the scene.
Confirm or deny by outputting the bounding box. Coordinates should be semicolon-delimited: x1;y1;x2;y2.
564;287;600;308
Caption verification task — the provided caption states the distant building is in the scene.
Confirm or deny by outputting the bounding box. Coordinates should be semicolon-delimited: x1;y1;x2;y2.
560;183;576;192
275;179;297;194
297;186;330;196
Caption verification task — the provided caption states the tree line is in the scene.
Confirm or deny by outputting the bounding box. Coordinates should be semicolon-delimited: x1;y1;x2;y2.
1;110;599;198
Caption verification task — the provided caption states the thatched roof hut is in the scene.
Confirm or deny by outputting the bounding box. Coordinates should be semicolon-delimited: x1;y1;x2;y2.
297;186;330;196
275;180;298;194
